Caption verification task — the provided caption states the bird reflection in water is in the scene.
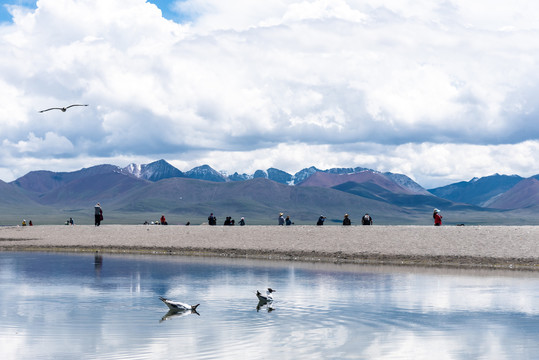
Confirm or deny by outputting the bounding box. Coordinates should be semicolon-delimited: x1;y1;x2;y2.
256;300;275;312
159;297;200;323
160;308;200;323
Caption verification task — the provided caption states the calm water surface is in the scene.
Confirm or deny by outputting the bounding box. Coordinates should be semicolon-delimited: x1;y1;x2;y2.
0;252;538;360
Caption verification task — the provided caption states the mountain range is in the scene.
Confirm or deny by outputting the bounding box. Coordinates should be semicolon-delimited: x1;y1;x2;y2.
1;160;538;225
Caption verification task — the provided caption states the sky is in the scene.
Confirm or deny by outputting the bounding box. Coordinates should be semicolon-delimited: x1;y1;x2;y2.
1;0;538;188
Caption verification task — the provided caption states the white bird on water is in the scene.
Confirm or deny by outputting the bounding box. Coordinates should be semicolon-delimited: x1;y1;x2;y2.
256;288;276;302
159;296;200;313
39;104;88;113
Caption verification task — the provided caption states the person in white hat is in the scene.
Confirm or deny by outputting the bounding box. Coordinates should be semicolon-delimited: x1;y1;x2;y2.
278;213;285;225
433;208;442;226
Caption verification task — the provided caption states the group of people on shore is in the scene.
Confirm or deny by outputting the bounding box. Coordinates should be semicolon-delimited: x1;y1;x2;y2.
278;212;374;226
315;213;372;226
278;213;294;225
207;213;246;226
87;203;441;226
146;209;439;226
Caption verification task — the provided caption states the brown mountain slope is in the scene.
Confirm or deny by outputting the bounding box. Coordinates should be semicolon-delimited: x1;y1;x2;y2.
297;170;414;194
486;178;539;209
112;177;410;223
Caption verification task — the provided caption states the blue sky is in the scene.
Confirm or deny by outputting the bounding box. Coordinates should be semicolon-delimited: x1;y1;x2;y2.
1;0;539;188
0;0;184;23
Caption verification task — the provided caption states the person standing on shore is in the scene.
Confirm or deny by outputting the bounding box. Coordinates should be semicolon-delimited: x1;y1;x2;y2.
94;203;103;226
433;209;442;226
362;213;373;225
208;213;216;225
343;214;351;225
278;213;285;225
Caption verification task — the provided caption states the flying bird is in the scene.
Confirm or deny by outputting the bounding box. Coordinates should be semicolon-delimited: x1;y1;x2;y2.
39;104;88;113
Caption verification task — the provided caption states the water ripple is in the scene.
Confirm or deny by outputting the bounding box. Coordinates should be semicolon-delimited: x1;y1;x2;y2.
2;252;539;360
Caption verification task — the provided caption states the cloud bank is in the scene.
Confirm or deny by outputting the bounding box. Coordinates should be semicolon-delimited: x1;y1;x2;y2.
1;0;538;187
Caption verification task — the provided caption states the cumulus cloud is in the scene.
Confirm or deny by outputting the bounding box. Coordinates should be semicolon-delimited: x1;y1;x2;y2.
3;131;73;155
0;0;538;187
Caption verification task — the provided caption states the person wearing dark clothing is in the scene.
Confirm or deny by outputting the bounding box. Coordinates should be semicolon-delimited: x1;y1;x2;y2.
208;213;217;225
224;216;231;226
433;209;442;226
361;213;373;225
239;217;245;226
343;214;351;225
316;215;326;225
278;213;285;225
94;203;103;226
285;215;293;225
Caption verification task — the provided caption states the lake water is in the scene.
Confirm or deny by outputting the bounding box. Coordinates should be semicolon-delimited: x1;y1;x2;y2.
0;252;538;360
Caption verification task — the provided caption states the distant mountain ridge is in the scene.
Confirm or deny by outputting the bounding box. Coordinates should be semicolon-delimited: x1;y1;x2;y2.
12;160;539;208
120;160;425;192
484;178;539;209
123;159;184;182
297;171;417;194
13;164;124;194
428;174;524;206
3;159;539;225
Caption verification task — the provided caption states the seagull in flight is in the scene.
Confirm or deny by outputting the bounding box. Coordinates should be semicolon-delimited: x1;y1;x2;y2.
39;104;88;113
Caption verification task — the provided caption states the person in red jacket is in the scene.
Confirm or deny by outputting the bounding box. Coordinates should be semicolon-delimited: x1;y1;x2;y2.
433;209;442;226
160;214;168;225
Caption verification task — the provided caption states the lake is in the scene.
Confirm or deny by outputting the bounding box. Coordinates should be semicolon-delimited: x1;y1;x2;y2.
0;252;538;359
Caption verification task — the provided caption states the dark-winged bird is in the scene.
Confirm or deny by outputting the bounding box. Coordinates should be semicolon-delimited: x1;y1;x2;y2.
159;297;200;313
256;288;276;302
39;104;88;113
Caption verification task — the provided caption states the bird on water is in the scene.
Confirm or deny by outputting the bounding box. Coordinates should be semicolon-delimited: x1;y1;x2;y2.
256;288;276;302
39;104;88;113
159;296;200;314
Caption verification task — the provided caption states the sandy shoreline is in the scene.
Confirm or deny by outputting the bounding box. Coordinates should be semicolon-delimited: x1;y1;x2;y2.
1;225;538;270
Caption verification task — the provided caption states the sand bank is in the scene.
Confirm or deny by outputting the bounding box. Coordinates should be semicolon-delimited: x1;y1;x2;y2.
0;225;538;270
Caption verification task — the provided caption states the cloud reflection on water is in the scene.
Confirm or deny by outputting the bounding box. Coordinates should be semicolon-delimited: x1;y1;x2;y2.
0;252;538;359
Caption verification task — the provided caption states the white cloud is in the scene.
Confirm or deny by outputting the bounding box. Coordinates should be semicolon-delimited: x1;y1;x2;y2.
162;140;539;188
0;0;538;187
4;131;74;155
282;0;367;23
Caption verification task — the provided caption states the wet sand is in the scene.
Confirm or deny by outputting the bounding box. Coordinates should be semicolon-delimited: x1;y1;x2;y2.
0;225;538;270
